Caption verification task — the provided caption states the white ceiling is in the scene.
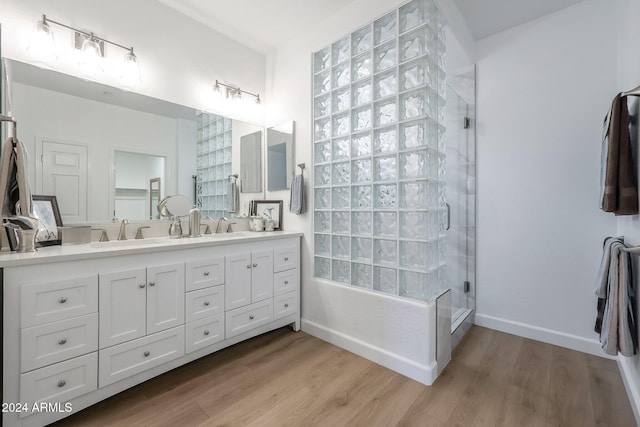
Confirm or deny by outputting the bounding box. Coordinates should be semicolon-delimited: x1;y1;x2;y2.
157;0;588;54
453;0;586;40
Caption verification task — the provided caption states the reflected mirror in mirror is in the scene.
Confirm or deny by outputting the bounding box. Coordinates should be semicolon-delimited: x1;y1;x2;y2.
114;151;165;220
240;131;262;193
6;58;264;223
267;121;295;191
150;178;161;219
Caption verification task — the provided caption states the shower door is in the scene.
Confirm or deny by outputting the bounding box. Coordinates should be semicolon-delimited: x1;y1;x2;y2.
444;71;476;327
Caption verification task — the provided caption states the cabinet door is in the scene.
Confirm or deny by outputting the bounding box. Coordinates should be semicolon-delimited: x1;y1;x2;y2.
99;269;146;349
251;250;274;302
225;253;252;310
147;263;185;335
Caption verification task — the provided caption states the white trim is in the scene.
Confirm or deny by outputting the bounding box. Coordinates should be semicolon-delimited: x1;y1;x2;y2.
301;318;438;385
617;356;640;427
475;313;613;358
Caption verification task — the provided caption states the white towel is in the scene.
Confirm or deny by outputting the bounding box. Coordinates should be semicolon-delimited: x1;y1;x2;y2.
227;180;239;213
0;137;32;217
289;174;305;215
595;237;637;356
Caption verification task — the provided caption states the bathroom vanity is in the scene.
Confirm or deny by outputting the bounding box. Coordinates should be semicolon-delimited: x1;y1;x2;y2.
1;231;301;427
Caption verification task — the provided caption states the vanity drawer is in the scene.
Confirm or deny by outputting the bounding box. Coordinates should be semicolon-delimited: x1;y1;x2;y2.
99;326;184;387
186;286;224;323
20;353;98;417
185;313;224;353
225;300;273;339
21;276;98;328
273;247;298;273
186;257;224;291
274;292;298;320
273;269;299;296
21;313;99;373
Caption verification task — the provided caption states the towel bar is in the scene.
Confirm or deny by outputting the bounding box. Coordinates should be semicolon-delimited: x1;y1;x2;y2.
621;246;640;254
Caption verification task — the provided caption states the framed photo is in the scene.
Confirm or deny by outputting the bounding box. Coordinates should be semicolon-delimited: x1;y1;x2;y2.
32;195;63;246
252;200;283;230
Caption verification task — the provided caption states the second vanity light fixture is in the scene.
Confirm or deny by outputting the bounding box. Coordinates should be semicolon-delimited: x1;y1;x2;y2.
213;80;261;106
27;14;142;87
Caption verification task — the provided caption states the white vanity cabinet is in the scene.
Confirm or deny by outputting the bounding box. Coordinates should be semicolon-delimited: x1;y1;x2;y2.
2;233;301;427
98;263;185;348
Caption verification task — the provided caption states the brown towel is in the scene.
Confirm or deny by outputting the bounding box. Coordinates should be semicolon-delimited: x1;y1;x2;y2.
602;94;639;215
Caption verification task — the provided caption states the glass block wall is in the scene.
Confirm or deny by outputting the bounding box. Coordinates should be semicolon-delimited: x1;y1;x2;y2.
196;112;233;218
312;0;448;302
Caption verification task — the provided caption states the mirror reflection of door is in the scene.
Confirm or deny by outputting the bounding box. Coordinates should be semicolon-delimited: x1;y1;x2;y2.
114;151;165;220
39;139;88;223
149;177;161;219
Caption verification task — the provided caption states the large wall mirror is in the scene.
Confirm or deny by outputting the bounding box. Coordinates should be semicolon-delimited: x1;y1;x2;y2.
267;121;295;191
5;59;264;223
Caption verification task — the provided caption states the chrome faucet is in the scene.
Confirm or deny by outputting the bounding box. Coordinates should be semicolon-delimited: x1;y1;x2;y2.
118;219;130;240
215;217;227;233
92;228;110;242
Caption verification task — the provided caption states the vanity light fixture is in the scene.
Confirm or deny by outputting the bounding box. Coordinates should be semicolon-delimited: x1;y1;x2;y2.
213;80;261;105
27;14;142;87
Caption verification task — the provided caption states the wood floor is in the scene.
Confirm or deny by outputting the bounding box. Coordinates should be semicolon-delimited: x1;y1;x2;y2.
52;326;635;427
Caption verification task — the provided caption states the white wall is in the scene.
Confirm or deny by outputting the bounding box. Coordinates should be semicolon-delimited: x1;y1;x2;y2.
614;0;640;420
0;0;265;124
474;0;618;354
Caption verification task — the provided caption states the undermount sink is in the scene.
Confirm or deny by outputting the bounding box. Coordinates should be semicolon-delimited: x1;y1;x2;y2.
204;231;253;238
89;238;167;248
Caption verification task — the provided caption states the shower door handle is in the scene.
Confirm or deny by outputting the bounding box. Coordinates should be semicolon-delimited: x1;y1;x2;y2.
445;203;451;231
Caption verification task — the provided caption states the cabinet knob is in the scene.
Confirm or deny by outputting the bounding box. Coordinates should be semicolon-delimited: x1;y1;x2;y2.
58;338;67;345
204;330;210;336
284;303;289;308
284;280;289;285
246;265;252;269
204;301;210;306
144;351;150;357
284;257;289;261
253;263;257;268
204;271;210;276
57;380;66;388
149;281;156;287
59;297;67;304
249;315;255;320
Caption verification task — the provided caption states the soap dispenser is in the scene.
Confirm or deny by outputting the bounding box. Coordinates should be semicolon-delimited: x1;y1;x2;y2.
169;216;182;239
188;206;201;238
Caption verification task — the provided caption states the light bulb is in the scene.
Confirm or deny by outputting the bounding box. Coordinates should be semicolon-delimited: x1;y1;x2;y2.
121;49;142;89
78;36;103;74
27;18;57;60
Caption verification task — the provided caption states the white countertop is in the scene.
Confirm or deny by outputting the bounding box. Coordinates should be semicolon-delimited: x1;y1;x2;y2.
0;231;303;268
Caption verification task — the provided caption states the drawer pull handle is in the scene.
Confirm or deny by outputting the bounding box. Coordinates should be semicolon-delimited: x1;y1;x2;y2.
59;297;67;304
149;281;156;287
284;280;289;285
139;283;146;288
249;315;255;320
57;380;66;388
284;257;289;261
58;338;67;345
247;264;252;269
204;301;210;306
284;303;289;308
204;330;210;336
253;263;257;268
144;351;150;357
204;271;210;276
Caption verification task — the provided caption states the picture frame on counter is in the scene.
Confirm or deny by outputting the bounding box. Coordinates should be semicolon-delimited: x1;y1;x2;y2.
251;200;283;230
32;195;63;246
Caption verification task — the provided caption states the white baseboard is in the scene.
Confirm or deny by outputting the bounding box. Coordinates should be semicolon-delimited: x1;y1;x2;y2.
617;356;640;426
474;313;612;358
301;318;437;385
